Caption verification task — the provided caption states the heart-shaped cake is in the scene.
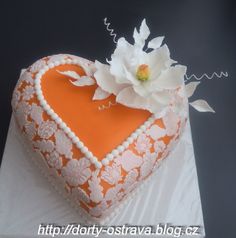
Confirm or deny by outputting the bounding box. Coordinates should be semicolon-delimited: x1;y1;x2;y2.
11;19;215;224
12;53;187;223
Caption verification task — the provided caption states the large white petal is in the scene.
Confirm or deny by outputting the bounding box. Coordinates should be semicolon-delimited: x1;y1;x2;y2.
116;87;148;111
129;48;148;74
94;60;125;95
116;87;165;114
133;83;153;97
112;37;135;62
151;91;172;105
185;81;200;98
147;45;173;79
123;65;140;86
148;36;164;49
110;57;129;84
133;85;147;97
110;37;148;84
110;37;138;84
145;96;167;114
189;99;215;113
151;65;187;90
93;87;111;100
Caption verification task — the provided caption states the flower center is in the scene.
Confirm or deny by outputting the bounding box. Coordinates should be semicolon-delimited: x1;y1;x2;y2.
136;64;150;81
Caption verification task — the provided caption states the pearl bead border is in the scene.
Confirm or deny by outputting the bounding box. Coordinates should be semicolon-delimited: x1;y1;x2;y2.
34;58;157;169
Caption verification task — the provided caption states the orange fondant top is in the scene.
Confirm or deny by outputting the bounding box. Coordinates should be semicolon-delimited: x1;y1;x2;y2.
41;64;151;160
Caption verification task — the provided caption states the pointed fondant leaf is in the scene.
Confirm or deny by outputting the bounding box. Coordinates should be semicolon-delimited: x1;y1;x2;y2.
57;70;95;86
70;76;95;87
148;36;164;49
93;87;111;100
139;19;150;40
57;70;81;80
190;99;215;113
185;81;201;98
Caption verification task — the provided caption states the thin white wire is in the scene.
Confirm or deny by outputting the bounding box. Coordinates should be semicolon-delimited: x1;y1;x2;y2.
104;17;118;44
184;71;228;83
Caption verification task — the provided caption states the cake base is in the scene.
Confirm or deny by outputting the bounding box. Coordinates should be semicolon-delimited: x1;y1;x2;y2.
0;116;205;237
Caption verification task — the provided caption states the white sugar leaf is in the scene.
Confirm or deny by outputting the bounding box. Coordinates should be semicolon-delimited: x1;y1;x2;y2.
58;70;95;86
57;70;81;80
190;99;215;113
133;27;140;41
148;36;164;49
139;19;150;40
93;87;111;100
70;76;95;86
185;81;201;98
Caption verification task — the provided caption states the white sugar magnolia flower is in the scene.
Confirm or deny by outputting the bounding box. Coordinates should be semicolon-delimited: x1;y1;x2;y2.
57;19;215;114
93;19;187;114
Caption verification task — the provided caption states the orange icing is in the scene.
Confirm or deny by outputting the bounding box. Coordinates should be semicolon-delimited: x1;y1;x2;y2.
41;64;151;160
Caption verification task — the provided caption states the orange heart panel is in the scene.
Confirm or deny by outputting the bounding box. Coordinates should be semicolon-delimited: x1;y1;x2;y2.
11;54;187;223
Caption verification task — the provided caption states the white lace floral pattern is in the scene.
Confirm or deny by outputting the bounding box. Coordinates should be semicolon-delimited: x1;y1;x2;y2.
25;121;37;140
38;120;57;139
15;101;31;129
105;184;124;203
23;71;34;85
115;150;143;172
61;158;92;186
33;139;55;153
140;152;157;179
146;124;166;140
55;129;73;159
163;110;179;136
46;151;63;170
101;163;122;185
30;59;47;73
12;90;21;109
135;133;151;154
154;140;166;153
22;85;34;101
88;172;104;203
30;103;44;125
123;169;139;194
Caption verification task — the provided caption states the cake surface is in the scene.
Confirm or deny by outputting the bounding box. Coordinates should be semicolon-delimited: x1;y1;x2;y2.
12;54;188;223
